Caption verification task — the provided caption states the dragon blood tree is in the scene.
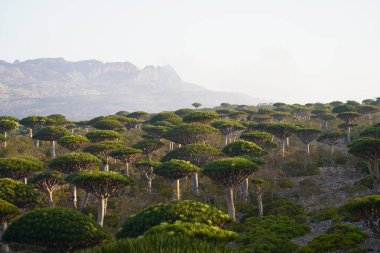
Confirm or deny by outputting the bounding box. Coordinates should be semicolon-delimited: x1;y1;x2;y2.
0;156;44;184
83;141;124;171
85;130;121;143
202;158;259;221
240;130;272;148
109;147;142;176
265;123;298;157
295;128;321;155
161;143;221;195
154;159;200;200
211;120;246;145
48;153;101;208
0;119;18;148
183;111;220;124
33;126;71;158
132;138;164;161
163;123;219;145
134;160;161;193
57;135;89;152
66;171;132;227
29;170;65;208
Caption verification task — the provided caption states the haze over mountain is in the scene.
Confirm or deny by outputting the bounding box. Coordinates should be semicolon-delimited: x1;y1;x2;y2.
0;58;263;120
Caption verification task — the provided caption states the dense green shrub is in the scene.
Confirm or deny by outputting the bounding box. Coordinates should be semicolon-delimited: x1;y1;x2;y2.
143;221;237;242
78;234;233;253
310;207;342;223
117;200;231;238
0;178;39;208
2;208;111;253
265;196;308;223
281;160;319;177
0;198;20;223
300;224;367;253
237;215;309;253
278;178;293;188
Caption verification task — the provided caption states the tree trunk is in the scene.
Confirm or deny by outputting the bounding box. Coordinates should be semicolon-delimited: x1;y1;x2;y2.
307;143;310;155
104;157;109;171
241;178;249;202
224;135;228;146
256;185;263;217
97;197;105;227
29;128;33;138
191;173;199;195
148;153;152;161
286;137;290;147
71;185;77;209
51;140;56;158
80;192;90;210
282;139;286;157
347;127;351;144
47;190;54;208
373;158;379;192
3;132;7;148
24;177;27;184
174;179;180;200
325;121;328;129
0;222;10;253
226;187;236;221
147;179;153;194
125;162;130;176
36;139;40;147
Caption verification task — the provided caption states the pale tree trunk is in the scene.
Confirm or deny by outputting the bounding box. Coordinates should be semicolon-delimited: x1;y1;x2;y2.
330;145;335;167
147;153;152;161
191;173;199;195
24;177;27;184
71;185;77;209
71;128;75;134
80;192;90;210
51;140;56;158
125;162;130;176
178;144;182;148
256;185;263;217
307;143;310;155
286;137;290;147
97;197;105;227
104;199;108;215
147;179;153;194
373;158;379;193
0;222;10;253
224;135;228;146
174;179;180;200
36;139;40;147
226;187;236;221
104;157;109;171
29;128;33;138
282;139;286;157
241;178;249;202
325;121;328;129
369;114;373;126
4;132;7;148
347;127;351;144
47;190;54;208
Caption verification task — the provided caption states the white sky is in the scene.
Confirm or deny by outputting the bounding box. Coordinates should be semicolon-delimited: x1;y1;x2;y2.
0;0;379;104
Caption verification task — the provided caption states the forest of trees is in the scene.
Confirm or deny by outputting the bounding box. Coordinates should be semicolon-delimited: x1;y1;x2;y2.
0;98;380;253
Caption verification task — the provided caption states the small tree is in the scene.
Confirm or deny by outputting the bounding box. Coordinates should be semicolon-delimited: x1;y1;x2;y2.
336;112;360;143
164;123;219;145
92;119;125;132
109;147;142;176
295;128;321;155
33;126;71;158
264;124;298;157
48;153;101;208
134;160;161;193
0;156;44;183
318;113;336;129
29;171;65;208
127;111;149;121
252;178;265;217
317;131;345;156
360;126;380;139
85;130;121;143
348;138;380;191
0;178;39;208
2;208;111;252
174;108;196;117
142;124;171;139
202;158;259;221
57;135;89;151
0;198;20;230
332;104;357;114
154;159;200;200
0;119;18;148
19;115;47;138
229;111;249;121
183;111;220;124
192;102;202;109
132;138;164;161
149;112;183;125
212;120;246;145
83;141;124;171
240;130;272;147
66;171;132;226
358;105;379;125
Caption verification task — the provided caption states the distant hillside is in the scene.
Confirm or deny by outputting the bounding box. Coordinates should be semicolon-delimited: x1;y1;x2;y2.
0;58;264;120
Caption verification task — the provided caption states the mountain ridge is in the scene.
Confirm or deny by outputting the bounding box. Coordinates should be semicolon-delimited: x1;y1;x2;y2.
0;58;264;120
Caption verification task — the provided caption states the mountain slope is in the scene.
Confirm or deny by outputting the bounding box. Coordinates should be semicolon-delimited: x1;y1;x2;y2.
0;58;263;120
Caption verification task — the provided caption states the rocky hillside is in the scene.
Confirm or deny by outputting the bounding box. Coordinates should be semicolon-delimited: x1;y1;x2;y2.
0;58;262;120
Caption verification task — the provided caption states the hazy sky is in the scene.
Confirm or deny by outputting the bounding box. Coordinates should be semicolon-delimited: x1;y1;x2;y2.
1;0;379;104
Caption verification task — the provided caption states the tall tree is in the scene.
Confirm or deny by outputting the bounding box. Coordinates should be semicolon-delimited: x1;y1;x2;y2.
360;126;380;139
134;160;161;193
154;159;200;200
33;126;70;158
163;123;219;145
83;141;124;171
109;147;142;176
0;156;44;184
66;171;131;227
212;120;246;145
265;124;298;157
295;128;321;155
240;130;272;147
92;119;125;132
183;111;220;124
85;130;121;143
318;113;336;129
357;105;380;125
202;158;258;221
0;199;20;253
132;138;164;161
252;178;265;217
317;131;345;158
192;102;202;109
19;115;47;138
348;138;380;192
336;112;360;143
0;120;18;148
57;135;89;152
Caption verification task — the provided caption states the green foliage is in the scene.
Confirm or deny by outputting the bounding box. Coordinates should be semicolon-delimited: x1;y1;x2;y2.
222;140;265;157
154;159;200;179
240;130;272;146
348;137;380;160
300;224;367;253
47;114;70;125
83;141;125;158
127;111;149;120
332;104;357;113
79;234;232;253
360;126;380;138
295;128;321;144
0;116;19;122
0;178;39;208
48;152;101;174
32;126;70;141
109;147;142;162
317;130;345;146
310;207;342;223
57;135;89;151
0;198;20;223
132;138;164;155
192;102;202;109
149;112;183;125
281;160;319;177
202;157;258;187
143;221;237;242
161;143;221;166
183;111;220;124
2;207;111;252
92;119;125;132
117;200;231;238
134;160;161;169
85;130;121;143
0;119;18;133
228;111;249;121
65;171;132;198
29;170;65;191
0;156;44;180
211;120;246;135
278;178;293;188
174;108;196;116
163;123;219;145
237;215;309;253
142;124;170;138
265;123;298;139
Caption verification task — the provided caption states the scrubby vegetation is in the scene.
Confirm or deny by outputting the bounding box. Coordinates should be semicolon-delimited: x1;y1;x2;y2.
0;99;379;252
